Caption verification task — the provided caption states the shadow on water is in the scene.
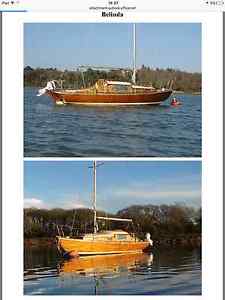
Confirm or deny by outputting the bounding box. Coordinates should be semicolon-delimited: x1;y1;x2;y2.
24;245;201;295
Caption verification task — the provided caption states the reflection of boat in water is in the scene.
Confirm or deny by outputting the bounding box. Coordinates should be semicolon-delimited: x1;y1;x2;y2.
38;24;172;106
59;252;153;276
56;162;153;257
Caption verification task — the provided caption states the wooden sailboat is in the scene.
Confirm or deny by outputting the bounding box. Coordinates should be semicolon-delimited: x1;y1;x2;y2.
56;162;153;257
38;24;172;105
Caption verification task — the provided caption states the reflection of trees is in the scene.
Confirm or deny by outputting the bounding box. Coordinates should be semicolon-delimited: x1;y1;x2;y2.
24;244;59;270
151;247;201;273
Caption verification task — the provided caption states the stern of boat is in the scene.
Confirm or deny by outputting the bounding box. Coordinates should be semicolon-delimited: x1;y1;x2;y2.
56;236;63;254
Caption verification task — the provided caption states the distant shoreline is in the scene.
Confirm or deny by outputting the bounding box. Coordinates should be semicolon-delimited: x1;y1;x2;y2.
24;65;202;94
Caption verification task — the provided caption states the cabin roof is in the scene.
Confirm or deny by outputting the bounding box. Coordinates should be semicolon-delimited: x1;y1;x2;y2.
84;230;130;237
106;81;132;86
132;85;155;89
107;230;130;234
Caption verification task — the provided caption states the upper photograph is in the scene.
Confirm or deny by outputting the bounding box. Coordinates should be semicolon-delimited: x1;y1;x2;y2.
24;23;201;157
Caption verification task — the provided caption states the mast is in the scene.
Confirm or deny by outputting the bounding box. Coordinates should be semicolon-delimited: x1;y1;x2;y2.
93;161;97;234
132;23;136;85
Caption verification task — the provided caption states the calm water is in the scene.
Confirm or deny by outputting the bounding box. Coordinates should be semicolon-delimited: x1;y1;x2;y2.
24;87;201;157
24;246;201;295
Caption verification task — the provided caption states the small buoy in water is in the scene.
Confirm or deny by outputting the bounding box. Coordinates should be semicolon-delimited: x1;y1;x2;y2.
171;97;182;106
56;99;66;106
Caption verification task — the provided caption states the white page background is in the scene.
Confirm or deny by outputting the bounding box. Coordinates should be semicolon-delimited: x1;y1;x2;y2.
2;11;223;300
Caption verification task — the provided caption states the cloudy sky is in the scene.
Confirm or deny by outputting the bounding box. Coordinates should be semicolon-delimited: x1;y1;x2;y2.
24;161;201;213
24;23;201;72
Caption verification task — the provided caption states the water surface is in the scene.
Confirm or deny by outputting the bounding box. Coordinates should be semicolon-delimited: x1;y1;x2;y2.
24;88;201;157
24;245;201;295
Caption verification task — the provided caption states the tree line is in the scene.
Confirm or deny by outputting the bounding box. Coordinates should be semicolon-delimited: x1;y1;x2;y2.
24;65;201;93
24;203;201;240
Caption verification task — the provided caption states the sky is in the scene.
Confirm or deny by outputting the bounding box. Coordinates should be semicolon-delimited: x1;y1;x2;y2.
24;23;201;73
24;161;201;213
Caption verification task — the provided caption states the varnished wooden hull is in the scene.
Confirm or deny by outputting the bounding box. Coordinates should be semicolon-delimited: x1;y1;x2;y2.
57;237;151;256
47;90;172;105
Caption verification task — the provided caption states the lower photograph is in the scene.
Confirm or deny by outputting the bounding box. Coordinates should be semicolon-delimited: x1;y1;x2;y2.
24;160;201;295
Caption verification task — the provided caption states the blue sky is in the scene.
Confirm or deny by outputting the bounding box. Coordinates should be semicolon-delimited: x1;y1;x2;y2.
24;23;201;73
24;161;201;213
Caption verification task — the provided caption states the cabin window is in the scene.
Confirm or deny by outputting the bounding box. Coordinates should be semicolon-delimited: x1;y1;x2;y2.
110;85;130;93
95;236;112;241
116;234;127;240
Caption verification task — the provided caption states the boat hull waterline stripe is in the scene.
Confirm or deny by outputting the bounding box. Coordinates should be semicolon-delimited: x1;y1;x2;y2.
73;250;143;256
57;101;162;106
